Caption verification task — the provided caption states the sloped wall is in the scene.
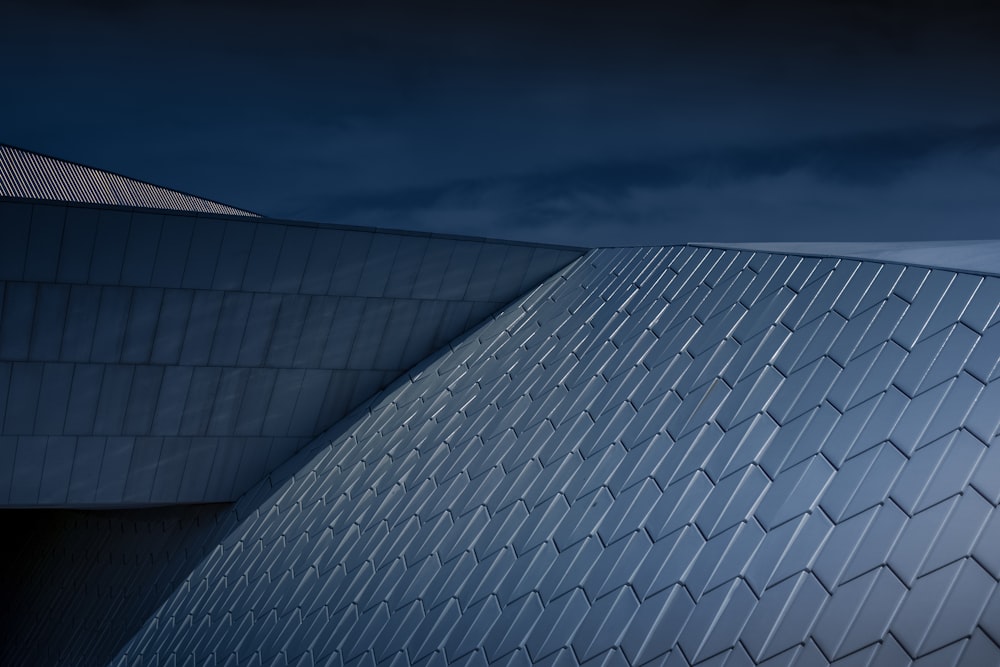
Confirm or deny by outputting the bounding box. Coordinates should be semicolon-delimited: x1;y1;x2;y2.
10;244;1000;665
0;200;582;505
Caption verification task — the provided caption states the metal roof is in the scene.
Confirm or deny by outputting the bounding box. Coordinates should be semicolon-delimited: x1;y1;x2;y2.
15;243;992;665
0;144;259;217
3;144;1000;664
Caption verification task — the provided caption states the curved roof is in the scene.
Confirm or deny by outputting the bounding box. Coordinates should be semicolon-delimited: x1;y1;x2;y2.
31;242;993;665
0;144;259;217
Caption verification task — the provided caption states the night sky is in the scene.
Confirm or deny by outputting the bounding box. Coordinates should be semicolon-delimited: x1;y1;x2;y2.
3;1;1000;246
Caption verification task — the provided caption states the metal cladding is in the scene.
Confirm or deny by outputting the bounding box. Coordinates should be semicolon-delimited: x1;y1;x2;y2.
3;146;1000;665
0;200;583;506
0;144;259;217
16;243;991;665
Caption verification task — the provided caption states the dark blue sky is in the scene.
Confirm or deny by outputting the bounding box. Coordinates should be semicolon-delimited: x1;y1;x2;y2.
3;1;1000;246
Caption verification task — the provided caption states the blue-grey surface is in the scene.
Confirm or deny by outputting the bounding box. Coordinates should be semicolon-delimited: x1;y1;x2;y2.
17;244;988;665
700;241;1000;279
0;201;582;506
0;144;259;217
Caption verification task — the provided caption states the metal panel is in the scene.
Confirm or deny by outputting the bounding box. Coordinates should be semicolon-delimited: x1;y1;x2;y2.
23;204;65;283
300;227;344;295
60;285;101;362
121;437;163;503
265;295;310;368
446;241;488;300
94;436;133;503
207;368;250;436
149;289;193;365
356;233;401;298
374;300;422;370
207;291;254;366
292;296;337;369
0;202;31;281
179;290;224;365
63;364;103;433
178;366;222;436
57;206;100;283
411;239;455;300
150;217;195;287
91;287;132;362
1;195;581;508
152;366;194;436
123;365;163;436
66;436;105;503
28;284;69;360
92;365;133;435
35;363;73;434
120;213;164;286
8;436;45;504
242;223;285;292
329;231;375;297
288;369;333;437
149;438;191;502
88;209;131;284
180;218;226;288
271;225;314;293
0;282;36;360
211;221;255;291
236;293;282;366
261;369;305;437
120;287;163;363
36;436;75;505
383;235;429;299
235;368;277;436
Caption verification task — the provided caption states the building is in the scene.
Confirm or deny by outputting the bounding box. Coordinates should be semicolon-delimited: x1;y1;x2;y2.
1;145;999;666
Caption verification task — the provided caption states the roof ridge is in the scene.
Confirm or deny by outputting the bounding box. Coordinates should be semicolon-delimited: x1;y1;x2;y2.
0;143;261;217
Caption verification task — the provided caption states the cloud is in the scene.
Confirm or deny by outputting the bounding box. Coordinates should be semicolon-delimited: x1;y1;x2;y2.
305;130;1000;246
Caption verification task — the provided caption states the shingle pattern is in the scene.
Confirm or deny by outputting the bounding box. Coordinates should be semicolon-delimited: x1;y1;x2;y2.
0;201;582;505
0;144;259;217
100;245;1000;666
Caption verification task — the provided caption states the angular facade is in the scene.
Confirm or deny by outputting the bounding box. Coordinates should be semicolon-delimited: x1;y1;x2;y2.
0;146;582;506
2;147;999;666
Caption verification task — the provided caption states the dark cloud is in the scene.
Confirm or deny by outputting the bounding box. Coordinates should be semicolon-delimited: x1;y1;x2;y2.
2;1;1000;245
286;122;1000;244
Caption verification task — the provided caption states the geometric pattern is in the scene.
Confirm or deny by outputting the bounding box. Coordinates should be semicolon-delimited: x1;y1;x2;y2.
77;244;1000;666
0;199;583;506
0;143;260;217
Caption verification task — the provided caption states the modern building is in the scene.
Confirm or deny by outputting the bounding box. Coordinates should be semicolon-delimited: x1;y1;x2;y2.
1;145;999;666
